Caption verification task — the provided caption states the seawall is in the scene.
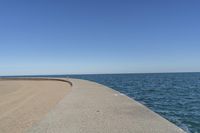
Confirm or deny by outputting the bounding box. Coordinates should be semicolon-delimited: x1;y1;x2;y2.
0;78;185;133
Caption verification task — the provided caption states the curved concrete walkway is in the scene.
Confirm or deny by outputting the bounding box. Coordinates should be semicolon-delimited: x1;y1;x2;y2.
27;78;185;133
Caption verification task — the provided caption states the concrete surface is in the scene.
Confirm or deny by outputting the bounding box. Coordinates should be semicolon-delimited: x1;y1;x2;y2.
0;79;71;133
27;78;185;133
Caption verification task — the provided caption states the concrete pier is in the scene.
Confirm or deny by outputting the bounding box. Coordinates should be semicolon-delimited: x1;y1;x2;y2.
0;78;185;133
28;78;185;133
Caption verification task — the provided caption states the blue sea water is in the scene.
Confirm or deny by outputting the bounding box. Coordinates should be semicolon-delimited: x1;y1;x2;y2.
66;73;200;133
2;73;200;133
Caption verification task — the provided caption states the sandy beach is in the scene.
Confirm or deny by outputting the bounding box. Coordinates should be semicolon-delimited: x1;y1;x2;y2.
0;79;71;133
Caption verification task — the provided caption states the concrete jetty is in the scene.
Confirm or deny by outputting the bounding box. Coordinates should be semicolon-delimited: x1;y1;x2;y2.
0;78;185;133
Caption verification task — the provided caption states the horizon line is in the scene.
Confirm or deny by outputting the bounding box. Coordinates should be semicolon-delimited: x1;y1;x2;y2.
0;71;200;77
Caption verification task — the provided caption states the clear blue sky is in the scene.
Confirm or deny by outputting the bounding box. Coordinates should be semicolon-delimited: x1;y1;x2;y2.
0;0;200;75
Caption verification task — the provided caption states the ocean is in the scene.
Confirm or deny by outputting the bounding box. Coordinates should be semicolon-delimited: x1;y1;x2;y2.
2;73;200;133
67;73;200;133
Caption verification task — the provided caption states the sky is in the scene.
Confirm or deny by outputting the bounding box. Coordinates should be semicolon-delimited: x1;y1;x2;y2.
0;0;200;75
